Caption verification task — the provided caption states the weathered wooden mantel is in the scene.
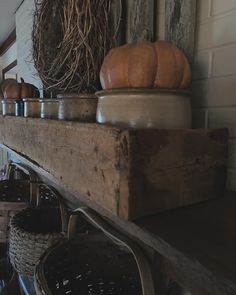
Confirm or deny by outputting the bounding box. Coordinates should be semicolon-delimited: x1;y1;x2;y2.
0;116;235;295
0;116;228;221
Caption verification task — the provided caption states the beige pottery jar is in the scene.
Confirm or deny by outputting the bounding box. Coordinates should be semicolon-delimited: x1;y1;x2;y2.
96;89;192;129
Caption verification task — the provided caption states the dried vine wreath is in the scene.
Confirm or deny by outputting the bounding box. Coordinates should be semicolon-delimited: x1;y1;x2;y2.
32;0;121;94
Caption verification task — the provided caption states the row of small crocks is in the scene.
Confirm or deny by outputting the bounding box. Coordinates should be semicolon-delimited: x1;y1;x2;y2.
2;41;192;129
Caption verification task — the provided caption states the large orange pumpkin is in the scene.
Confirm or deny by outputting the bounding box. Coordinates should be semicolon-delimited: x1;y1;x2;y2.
100;41;191;90
3;78;40;99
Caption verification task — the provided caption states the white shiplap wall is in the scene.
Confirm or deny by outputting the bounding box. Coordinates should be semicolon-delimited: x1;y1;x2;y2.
15;0;42;92
192;0;236;191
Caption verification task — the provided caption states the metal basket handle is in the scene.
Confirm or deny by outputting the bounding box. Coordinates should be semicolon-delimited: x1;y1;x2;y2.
6;162;39;206
37;184;68;234
68;207;156;295
6;163;68;234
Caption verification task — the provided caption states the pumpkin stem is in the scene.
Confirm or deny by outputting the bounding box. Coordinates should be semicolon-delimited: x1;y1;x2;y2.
20;78;25;83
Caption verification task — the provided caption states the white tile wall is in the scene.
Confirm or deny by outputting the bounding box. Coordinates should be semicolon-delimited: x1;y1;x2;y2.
208;107;236;138
196;12;236;50
193;0;236;191
193;50;213;79
192;77;236;107
212;44;236;76
197;0;211;22
211;0;236;16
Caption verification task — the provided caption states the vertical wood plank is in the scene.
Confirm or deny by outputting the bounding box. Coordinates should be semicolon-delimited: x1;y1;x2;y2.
126;0;155;43
111;0;126;46
165;0;197;63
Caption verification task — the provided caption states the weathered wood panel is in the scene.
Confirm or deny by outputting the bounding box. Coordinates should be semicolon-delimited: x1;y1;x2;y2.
136;193;236;295
111;0;126;46
2;118;122;216
165;0;197;63
120;128;228;219
2;145;236;295
1;138;236;294
126;0;154;43
0;117;228;220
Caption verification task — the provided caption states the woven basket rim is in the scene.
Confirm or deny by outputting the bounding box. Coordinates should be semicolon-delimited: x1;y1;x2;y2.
9;200;66;277
10;225;64;237
35;234;143;294
10;207;63;235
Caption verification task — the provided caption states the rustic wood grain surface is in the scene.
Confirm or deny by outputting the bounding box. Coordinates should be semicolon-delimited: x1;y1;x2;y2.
165;0;197;63
126;0;154;43
0;142;235;295
136;192;236;295
0;117;228;220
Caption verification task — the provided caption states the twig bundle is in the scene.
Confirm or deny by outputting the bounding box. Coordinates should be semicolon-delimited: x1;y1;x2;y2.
32;0;120;94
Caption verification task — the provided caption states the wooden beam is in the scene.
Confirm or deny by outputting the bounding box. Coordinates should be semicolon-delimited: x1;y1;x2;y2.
111;0;126;46
2;142;236;295
0;116;228;220
165;0;197;63
136;193;236;295
126;0;154;43
0;29;16;56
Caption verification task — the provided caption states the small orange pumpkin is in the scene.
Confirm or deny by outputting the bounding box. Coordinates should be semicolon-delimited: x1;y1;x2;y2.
100;41;191;90
3;78;39;99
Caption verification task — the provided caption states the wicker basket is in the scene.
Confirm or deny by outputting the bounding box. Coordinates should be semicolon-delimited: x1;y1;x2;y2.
0;162;38;243
34;207;155;295
9;184;67;277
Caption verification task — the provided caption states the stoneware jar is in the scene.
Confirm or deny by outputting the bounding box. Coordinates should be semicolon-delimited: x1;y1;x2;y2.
40;99;59;119
96;89;192;129
2;100;16;116
57;93;98;122
23;98;41;118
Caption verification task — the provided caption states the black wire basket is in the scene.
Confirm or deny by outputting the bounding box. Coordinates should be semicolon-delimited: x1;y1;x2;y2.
34;207;155;295
0;162;38;243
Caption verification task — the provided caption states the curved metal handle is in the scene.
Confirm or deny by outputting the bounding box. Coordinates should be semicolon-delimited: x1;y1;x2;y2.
6;162;39;206
5;162;67;234
68;207;156;295
42;184;68;234
5;163;68;234
6;162;38;181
